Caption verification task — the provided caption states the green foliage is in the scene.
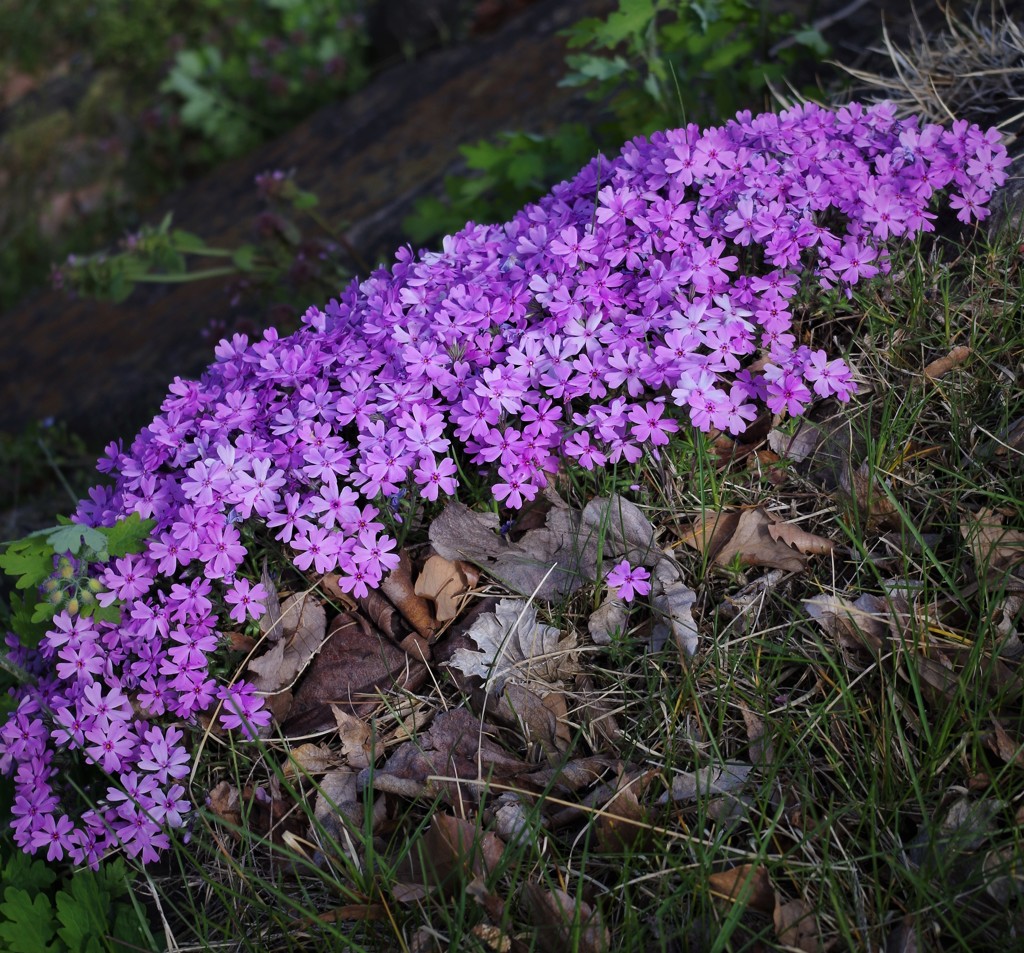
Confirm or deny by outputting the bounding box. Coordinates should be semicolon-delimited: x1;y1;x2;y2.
0;513;154;641
403;125;601;244
159;0;369;160
0;853;150;953
404;0;829;245
56;174;359;322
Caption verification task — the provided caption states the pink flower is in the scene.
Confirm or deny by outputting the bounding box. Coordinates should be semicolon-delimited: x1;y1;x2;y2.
605;560;651;603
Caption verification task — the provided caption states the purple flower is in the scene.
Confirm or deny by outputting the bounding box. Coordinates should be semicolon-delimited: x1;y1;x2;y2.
224;577;269;624
605;560;651;603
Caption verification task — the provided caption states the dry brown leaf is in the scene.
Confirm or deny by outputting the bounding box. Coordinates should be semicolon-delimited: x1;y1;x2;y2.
658;761;752;805
885;915;921;953
596;769;651;853
767;421;825;463
708;864;775;915
680;508;809;572
284;743;338;778
521;884;609;953
580;495;657;564
774;898;821;952
282;611;428;734
414;554;475;621
380;550;436;639
313;766;366;840
247;591;327;693
766;515;835;557
446;598;578;692
208;780;242;832
361;707;528;804
331;706;372;769
923;344;971;380
418;814;506;891
650;558;699;657
961;508;1024;572
988;718;1024;767
803;593;890;653
429;495;599;601
588;597;628;646
840;460;899;529
259;561;285;642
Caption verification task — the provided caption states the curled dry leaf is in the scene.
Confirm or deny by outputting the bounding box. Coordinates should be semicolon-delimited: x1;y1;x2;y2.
420;813;506;889
650;558;699;657
380;550;436;639
839;459;899;529
446;598;577;693
414;553;476;622
774;898;821;952
767;420;825;463
429;496;600;601
283;742;338;778
580;495;657;565
208;780;242;832
247;591;328;693
588;596;628;646
596;768;652;853
923;344;971;380
803;592;890;653
681;507;831;573
707;864;775;915
331;706;372;769
313;766;366;840
658;761;752;805
521;884;609;953
259;561;284;643
961;507;1024;573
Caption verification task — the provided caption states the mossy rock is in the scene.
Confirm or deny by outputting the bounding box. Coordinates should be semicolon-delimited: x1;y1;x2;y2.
3;109;73;173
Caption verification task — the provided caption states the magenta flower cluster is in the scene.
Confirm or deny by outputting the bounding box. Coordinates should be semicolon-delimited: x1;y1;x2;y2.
0;102;1007;866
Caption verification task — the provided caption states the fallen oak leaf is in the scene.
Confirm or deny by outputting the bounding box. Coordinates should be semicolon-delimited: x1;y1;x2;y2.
283;743;338;778
765;513;835;557
282;611;428;734
357;707;528;805
680;508;809;572
416;814;506;892
380;550;436;639
446;598;577;693
331;706;372;769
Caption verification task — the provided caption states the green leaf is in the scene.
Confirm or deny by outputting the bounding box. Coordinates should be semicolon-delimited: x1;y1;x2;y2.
5;592;49;648
1;854;56;895
85;605;121;625
101;515;155;559
170;229;210;254
0;544;53;590
30;601;58;625
290;189;319;211
791;27;830;57
45;523;108;557
0;888;56;953
232;244;257;271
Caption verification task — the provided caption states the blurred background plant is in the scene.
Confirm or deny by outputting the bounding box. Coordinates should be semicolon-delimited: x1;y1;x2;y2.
404;0;830;244
0;0;370;313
